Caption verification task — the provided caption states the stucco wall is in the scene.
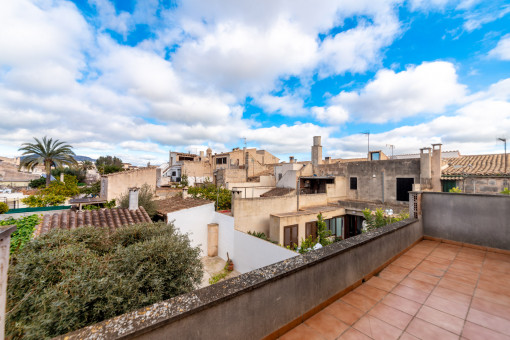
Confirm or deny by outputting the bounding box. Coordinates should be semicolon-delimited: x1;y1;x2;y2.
103;168;157;203
233;194;328;235
0;226;16;337
233;231;297;273
422;192;510;250
452;177;510;194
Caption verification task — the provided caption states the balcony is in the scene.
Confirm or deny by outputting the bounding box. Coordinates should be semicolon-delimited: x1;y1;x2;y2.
52;191;509;339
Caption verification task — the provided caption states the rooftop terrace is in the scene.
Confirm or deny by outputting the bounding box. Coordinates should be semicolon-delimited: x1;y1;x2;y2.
281;239;510;340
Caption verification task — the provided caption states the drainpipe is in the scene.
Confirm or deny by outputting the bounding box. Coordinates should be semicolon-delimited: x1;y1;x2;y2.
381;171;385;203
297;177;300;211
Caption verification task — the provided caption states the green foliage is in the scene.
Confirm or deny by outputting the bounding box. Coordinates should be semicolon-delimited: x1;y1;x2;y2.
95;156;123;174
83;200;116;210
0;215;39;254
208;268;229;285
362;208;410;233
247;231;277;244
6;222;203;339
501;187;510;195
119;183;157;217
188;183;231;210
51;166;86;183
180;174;189;187
83;204;99;210
449;187;462;193
0;202;8;214
298;235;315;254
317;213;332;246
22;174;79;207
18;136;77;187
28;176;46;189
80;181;100;196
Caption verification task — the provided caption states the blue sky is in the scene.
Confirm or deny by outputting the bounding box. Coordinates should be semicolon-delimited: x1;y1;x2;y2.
0;0;509;165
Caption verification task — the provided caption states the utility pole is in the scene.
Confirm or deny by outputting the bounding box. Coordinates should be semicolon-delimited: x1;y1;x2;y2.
362;131;370;160
386;144;395;159
498;138;507;174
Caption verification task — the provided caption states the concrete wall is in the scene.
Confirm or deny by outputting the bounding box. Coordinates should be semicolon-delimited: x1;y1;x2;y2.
167;203;235;261
102;168;157;203
230;186;274;198
276;169;299;189
60;219;422;340
233;231;297;273
422;192;510;250
233;194;328;235
346;159;420;203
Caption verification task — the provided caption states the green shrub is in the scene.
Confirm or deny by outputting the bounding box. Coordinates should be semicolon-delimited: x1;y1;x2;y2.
119;184;157;217
0;214;39;253
0;202;8;214
6;222;203;339
28;176;46;189
449;187;462;193
22;174;79;207
188;183;231;210
501;187;510;195
79;181;100;196
362;208;409;233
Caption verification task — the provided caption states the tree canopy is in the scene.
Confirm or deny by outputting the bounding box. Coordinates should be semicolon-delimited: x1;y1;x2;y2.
95;155;123;174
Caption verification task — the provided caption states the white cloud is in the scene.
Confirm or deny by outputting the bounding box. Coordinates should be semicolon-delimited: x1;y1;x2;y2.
312;106;349;125
254;94;307;116
489;34;510;61
328;61;467;123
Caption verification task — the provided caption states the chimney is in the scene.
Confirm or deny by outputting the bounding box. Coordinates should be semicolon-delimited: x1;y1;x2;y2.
431;144;442;192
128;187;139;210
325;156;331;164
199;151;204;158
182;187;189;199
60;173;64;182
289;156;295;163
420;148;432;190
311;136;323;166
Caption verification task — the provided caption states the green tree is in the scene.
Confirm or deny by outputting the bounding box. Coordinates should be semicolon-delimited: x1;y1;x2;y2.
18;136;77;187
22;174;79;207
95;156;123;174
119;183;157;217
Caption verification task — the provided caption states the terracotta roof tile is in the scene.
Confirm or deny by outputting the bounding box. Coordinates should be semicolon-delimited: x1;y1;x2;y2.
441;154;510;178
155;196;213;215
35;206;152;237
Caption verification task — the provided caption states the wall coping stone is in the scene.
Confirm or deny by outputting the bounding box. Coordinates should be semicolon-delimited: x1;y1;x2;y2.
57;218;418;340
0;225;16;240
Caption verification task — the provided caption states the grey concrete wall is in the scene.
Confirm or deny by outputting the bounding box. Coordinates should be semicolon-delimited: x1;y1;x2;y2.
58;218;422;340
346;159;421;203
422;192;510;250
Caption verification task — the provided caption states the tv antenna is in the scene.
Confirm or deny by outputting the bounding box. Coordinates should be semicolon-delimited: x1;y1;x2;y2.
386;144;395;159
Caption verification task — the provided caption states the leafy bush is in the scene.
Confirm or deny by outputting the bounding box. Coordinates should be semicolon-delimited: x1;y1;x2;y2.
119;184;157;217
6;222;203;339
0;202;8;214
52;166;86;184
80;180;100;196
362;208;410;233
247;231;277;244
0;214;39;253
180;174;189;187
449;187;462;193
28;176;46;189
317;213;332;246
96;155;123;174
188;183;231;210
22;174;79;207
501;187;510;195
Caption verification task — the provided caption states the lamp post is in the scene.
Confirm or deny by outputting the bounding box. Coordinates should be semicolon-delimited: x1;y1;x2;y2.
498;138;507;174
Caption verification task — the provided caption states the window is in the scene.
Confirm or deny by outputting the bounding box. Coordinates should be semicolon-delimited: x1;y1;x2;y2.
305;222;317;241
325;217;344;238
371;152;380;160
284;225;298;248
216;157;227;164
350;177;357;190
172;171;176;176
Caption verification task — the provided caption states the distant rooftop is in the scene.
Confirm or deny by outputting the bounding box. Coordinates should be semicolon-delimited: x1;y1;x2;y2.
442;153;510;178
155;196;213;215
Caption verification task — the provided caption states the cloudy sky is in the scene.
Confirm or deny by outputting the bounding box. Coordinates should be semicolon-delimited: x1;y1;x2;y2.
1;0;509;165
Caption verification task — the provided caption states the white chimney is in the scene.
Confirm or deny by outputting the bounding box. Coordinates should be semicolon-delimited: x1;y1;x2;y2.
128;187;139;210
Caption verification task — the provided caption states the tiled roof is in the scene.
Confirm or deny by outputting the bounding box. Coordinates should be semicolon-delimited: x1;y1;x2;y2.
155;196;213;215
441;153;510;178
260;188;295;197
35;206;152;237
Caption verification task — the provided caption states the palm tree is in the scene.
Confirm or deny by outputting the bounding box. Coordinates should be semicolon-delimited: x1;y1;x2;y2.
19;137;77;187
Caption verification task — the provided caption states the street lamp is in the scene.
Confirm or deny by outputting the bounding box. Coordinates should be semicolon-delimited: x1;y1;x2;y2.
498;138;507;174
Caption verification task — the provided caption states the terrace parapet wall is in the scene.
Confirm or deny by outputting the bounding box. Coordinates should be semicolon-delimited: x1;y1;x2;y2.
57;218;422;340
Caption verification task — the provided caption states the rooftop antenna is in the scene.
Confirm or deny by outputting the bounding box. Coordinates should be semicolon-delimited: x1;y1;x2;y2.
498;137;507;174
386;144;395;159
361;131;370;159
243;137;247;149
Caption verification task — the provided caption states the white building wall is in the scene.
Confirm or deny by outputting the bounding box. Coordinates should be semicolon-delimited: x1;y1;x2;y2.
233;231;297;274
212;212;234;261
276;170;299;188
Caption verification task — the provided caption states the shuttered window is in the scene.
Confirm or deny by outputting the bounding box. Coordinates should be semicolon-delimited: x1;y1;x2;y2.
305;221;317;241
284;225;298;249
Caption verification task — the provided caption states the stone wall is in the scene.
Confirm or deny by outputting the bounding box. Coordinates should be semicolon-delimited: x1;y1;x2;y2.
102;167;157;203
453;177;510;194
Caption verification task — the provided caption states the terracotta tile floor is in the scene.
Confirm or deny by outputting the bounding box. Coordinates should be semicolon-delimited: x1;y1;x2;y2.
280;240;510;340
